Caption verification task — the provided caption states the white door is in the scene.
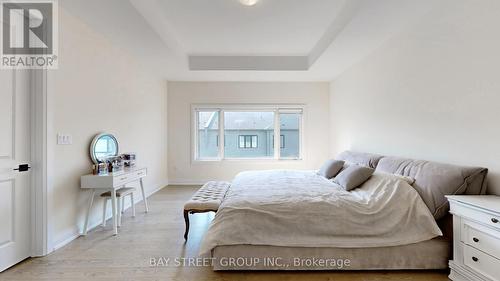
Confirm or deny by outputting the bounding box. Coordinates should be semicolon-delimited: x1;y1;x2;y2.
0;68;32;272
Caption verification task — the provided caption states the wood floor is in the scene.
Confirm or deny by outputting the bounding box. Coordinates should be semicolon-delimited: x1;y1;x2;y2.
0;186;450;281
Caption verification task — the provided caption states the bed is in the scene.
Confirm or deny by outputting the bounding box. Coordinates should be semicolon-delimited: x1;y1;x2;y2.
200;151;488;270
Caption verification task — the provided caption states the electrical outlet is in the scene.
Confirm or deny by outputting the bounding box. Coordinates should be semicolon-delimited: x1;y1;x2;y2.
57;133;73;145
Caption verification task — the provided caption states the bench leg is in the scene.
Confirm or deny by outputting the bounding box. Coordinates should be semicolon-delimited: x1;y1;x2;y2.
183;210;190;241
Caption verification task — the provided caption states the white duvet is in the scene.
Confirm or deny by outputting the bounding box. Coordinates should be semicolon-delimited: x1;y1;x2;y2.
200;170;442;255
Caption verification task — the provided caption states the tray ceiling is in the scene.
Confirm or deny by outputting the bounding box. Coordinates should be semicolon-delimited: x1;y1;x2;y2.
60;0;442;80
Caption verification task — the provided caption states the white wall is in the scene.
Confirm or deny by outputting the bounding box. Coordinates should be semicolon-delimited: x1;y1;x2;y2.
168;82;330;184
330;0;500;195
49;8;168;248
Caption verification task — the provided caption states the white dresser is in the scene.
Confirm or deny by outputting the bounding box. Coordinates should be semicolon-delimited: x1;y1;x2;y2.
447;195;500;281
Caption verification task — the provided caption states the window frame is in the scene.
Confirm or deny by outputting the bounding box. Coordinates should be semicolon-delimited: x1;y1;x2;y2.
192;104;304;161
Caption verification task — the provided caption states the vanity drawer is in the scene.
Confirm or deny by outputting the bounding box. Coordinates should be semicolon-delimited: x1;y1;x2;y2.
464;244;500;281
113;169;146;187
134;169;147;178
114;174;132;187
464;223;500;258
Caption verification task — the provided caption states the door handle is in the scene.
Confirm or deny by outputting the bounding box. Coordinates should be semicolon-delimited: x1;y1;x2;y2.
14;164;31;172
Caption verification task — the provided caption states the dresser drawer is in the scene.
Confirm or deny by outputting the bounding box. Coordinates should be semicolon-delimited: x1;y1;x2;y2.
464;244;500;281
453;202;500;232
464;221;500;258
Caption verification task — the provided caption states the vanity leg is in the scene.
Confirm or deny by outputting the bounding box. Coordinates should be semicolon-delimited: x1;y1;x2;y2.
82;190;96;235
111;189;118;235
140;178;149;213
117;197;122;227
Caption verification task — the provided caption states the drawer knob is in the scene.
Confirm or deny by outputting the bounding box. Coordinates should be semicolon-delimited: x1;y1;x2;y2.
492;218;499;223
120;177;127;180
472;257;479;262
473;237;479;243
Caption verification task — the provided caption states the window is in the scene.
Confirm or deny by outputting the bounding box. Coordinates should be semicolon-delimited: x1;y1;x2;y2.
194;105;302;160
224;111;273;158
239;135;258;148
197;111;219;159
279;112;300;158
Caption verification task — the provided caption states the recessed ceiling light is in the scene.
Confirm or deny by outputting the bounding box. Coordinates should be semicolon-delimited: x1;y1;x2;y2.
239;0;259;6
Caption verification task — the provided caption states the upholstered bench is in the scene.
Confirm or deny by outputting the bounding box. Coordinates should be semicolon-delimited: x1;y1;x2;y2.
183;181;231;240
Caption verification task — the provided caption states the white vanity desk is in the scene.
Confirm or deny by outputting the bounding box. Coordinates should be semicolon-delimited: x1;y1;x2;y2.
81;167;148;235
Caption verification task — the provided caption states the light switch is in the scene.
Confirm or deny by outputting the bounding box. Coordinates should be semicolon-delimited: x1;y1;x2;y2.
57;133;73;145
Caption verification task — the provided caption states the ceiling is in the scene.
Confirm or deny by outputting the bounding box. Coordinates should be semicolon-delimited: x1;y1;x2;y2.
60;0;443;81
153;0;345;55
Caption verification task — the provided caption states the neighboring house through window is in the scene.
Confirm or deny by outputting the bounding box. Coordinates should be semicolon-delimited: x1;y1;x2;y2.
194;105;302;160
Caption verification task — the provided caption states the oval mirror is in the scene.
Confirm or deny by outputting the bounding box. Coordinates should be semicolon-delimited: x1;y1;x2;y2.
90;133;119;164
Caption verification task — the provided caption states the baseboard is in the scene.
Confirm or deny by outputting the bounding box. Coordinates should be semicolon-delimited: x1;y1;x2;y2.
148;180;169;194
167;179;210;185
53;231;80;251
50;182;168;254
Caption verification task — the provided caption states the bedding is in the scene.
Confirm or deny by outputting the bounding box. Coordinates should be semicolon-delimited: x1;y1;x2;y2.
212;236;451;270
200;169;442;255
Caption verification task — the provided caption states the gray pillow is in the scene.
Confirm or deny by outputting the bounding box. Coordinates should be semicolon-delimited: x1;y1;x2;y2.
317;159;345;179
333;165;374;191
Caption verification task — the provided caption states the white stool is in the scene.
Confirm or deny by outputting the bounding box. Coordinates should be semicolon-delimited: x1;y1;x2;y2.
101;187;135;227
